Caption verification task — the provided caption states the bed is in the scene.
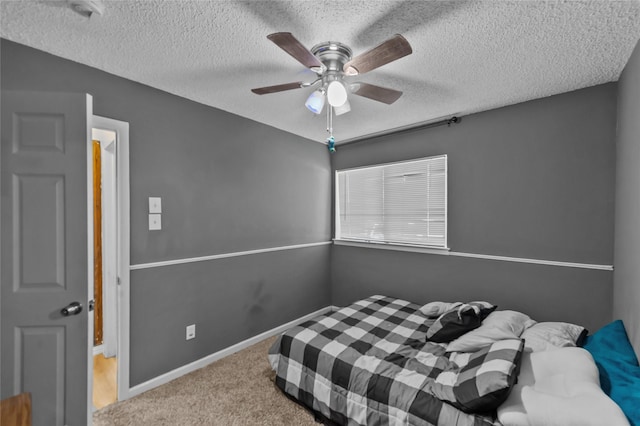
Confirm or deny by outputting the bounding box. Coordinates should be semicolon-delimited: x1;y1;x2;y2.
269;295;639;426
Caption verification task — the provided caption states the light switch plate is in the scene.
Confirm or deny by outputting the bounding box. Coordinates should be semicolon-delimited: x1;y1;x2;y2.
149;197;162;214
149;214;162;230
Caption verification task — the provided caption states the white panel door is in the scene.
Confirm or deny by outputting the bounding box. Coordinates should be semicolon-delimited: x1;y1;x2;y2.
1;91;92;425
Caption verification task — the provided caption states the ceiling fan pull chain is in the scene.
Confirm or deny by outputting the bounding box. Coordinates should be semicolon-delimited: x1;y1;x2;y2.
327;106;333;134
326;103;333;136
326;106;336;153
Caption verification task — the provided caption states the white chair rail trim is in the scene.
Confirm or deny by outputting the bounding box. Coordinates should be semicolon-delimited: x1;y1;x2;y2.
334;240;613;271
130;241;333;270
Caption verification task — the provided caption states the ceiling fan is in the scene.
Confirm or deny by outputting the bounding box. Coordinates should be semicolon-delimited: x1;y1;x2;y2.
251;32;412;117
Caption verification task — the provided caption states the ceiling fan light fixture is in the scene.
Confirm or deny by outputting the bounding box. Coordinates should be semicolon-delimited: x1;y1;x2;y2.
334;100;351;116
327;81;348;107
305;89;325;114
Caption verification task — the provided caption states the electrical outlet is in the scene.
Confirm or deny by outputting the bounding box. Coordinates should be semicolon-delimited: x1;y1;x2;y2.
186;324;196;340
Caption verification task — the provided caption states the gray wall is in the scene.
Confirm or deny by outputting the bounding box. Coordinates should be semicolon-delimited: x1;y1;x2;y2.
332;84;617;333
1;37;625;386
1;39;332;385
130;246;329;385
614;39;640;356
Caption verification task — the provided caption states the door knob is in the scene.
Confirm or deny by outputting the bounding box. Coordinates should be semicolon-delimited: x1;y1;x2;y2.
61;301;83;316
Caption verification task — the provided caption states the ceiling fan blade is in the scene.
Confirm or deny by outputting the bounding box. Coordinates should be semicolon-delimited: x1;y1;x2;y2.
344;34;412;76
351;82;403;105
267;32;323;70
251;82;303;95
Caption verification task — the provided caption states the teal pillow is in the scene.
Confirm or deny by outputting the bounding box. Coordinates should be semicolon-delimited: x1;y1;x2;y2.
583;320;640;426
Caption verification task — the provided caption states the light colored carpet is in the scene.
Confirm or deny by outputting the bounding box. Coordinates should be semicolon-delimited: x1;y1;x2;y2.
93;336;318;425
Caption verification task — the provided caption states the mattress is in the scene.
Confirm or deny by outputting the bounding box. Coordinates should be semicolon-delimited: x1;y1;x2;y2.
269;295;524;426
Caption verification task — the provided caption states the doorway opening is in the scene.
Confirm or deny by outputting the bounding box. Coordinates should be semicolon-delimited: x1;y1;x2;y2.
90;116;130;414
92;129;117;409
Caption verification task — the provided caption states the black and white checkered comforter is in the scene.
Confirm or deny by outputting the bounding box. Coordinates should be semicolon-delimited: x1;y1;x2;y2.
269;295;523;426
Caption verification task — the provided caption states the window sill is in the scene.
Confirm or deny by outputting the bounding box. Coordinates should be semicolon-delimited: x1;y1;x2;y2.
333;239;450;255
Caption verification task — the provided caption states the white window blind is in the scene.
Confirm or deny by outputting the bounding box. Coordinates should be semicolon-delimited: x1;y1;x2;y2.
335;155;447;248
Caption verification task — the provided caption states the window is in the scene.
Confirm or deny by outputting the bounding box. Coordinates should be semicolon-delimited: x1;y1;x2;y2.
335;155;447;249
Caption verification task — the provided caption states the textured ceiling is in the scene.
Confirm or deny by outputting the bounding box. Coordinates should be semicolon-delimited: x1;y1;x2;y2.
2;0;640;144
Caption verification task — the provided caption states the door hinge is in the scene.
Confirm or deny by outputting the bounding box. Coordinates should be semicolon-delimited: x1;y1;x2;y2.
117;276;121;285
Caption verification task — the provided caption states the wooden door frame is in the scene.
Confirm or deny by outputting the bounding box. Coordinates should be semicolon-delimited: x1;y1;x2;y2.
89;115;131;411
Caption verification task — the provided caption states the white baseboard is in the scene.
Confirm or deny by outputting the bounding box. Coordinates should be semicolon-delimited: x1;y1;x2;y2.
125;305;335;399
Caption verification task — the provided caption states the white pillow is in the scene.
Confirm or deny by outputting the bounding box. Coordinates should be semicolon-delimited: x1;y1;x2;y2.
419;301;462;318
497;348;630;426
521;321;586;352
521;386;629;426
446;310;536;353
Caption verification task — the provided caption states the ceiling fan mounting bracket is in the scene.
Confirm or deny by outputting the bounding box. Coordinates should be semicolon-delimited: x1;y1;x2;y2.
310;41;352;73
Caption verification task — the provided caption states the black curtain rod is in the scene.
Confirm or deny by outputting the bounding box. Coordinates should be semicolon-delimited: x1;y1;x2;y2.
338;116;461;148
